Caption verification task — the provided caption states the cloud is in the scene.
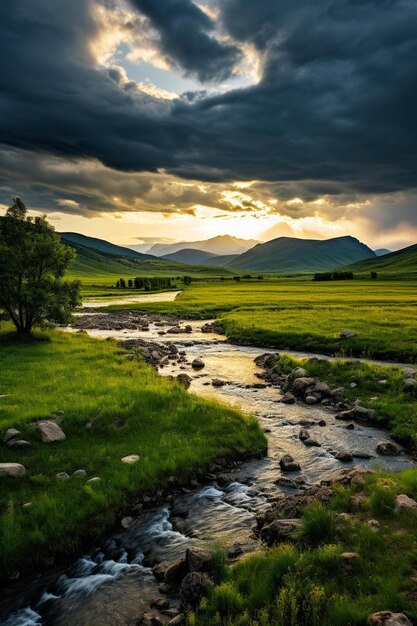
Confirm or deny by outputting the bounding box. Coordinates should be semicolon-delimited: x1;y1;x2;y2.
0;0;416;234
129;0;242;82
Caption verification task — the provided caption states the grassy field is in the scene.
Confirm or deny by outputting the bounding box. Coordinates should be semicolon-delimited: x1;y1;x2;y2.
0;327;265;578
105;278;417;362
192;469;417;626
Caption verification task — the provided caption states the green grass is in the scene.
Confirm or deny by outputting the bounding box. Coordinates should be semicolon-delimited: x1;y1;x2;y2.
0;326;266;578
274;353;417;448
106;279;417;361
191;469;417;626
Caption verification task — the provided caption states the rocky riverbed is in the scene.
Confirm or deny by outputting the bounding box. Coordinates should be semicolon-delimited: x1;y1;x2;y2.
2;311;415;626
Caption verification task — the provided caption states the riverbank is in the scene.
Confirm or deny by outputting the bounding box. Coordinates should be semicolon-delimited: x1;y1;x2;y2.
0;326;266;580
191;467;417;626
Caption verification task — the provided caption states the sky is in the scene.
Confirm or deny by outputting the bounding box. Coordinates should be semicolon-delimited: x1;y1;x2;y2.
1;0;417;250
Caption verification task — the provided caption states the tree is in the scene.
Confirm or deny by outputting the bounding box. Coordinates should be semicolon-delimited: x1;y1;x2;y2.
128;279;133;288
183;276;192;285
119;278;126;288
0;198;80;334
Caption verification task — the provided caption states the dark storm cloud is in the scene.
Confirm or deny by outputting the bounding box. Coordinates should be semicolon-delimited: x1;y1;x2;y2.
0;0;417;214
129;0;241;82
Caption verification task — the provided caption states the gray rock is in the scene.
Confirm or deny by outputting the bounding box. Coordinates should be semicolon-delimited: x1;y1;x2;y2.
402;368;416;378
176;373;192;389
334;451;353;462
279;454;301;472
73;469;87;478
375;441;400;456
367;611;413;626
0;463;27;477
291;377;316;397
121;516;134;529
35;420;66;443
3;428;22;444
335;406;376;423
56;472;70;480
291;367;308;378
281;392;296;404
211;379;226;387
305;395;318;405
395;494;417;510
179;572;214;610
186;546;214;573
6;439;31;449
303;438;321;447
404;378;416;389
299;428;310;442
191;358;205;370
260;518;302;545
340;330;355;339
87;476;101;483
121;454;140;464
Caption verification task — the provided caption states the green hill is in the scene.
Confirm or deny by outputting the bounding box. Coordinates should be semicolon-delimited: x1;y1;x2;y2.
60;232;154;260
61;236;235;282
342;243;417;276
228;236;375;272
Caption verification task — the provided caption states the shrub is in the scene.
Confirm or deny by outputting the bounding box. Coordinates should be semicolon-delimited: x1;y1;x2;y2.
300;505;337;545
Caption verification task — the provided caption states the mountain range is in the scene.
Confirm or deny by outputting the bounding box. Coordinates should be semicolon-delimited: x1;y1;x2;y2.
58;230;414;277
146;235;259;257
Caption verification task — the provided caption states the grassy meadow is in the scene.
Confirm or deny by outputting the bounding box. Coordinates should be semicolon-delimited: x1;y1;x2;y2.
191;468;417;626
0;326;266;578
105;278;417;362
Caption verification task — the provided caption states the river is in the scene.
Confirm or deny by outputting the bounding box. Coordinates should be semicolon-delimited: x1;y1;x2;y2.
2;312;414;626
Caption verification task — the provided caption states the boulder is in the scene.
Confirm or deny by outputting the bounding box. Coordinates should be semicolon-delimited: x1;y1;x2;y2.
402;368;416;378
281;392;296;404
305;395;318;405
121;454;140;464
299;428;310;442
179;572;214;610
3;428;22;444
279;454;301;472
291;367;308;378
330;387;345;401
164;558;187;584
191;358;205;370
303;438;321;447
260;518;302;545
176;374;192;389
35;420;66;443
0;463;26;477
335;406;376;423
367;611;413;626
254;353;277;369
404;378;416;389
375;441;400;456
334;451;353;462
186;546;214;573
340;330;355;339
395;494;417;510
291;377;316;397
212;379;226;387
275;476;298;489
87;476;101;483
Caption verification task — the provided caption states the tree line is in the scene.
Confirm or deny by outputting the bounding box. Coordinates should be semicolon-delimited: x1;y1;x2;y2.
115;276;192;290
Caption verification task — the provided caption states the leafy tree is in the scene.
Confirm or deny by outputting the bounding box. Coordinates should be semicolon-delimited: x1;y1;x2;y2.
0;198;80;334
128;279;133;288
183;275;192;285
134;277;144;289
119;278;126;288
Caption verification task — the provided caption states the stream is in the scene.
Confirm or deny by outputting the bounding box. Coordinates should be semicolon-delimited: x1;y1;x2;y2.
2;315;415;626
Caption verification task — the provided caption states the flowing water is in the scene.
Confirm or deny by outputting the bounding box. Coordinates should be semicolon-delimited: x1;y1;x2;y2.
2;318;415;626
81;291;181;309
